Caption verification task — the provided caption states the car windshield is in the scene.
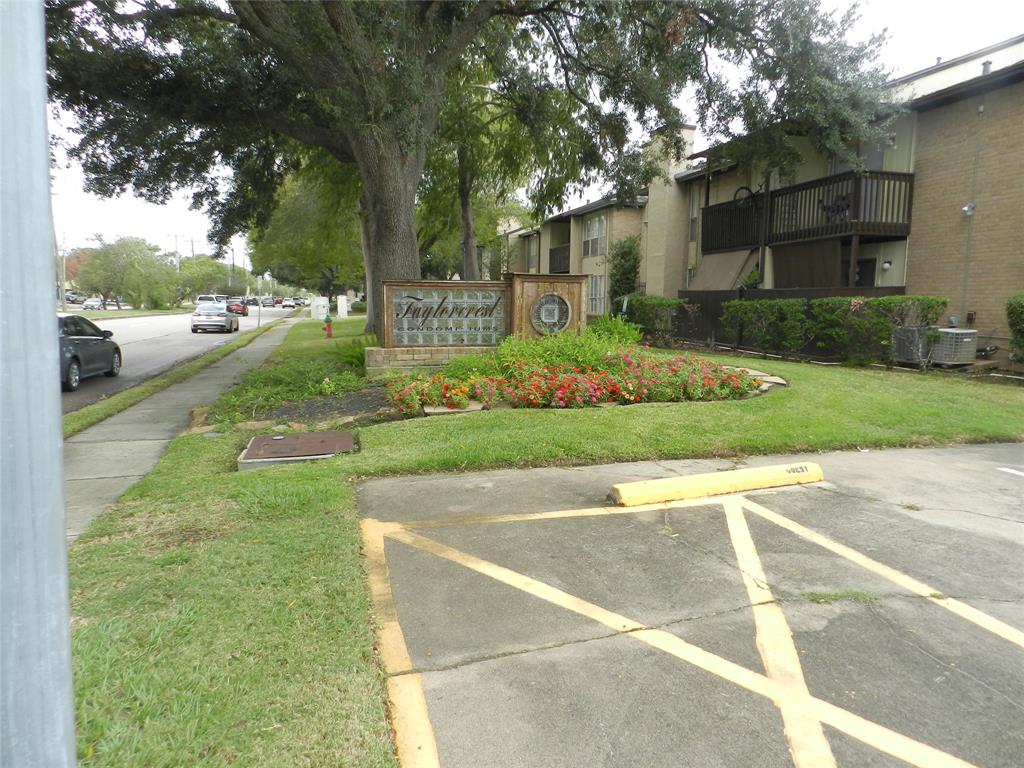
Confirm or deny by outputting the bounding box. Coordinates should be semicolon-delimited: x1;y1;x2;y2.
196;303;225;312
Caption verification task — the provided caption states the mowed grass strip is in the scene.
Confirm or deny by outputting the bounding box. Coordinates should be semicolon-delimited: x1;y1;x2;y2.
69;307;193;320
69;325;1024;766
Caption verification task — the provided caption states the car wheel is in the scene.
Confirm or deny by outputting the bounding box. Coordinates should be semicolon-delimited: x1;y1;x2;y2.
105;350;122;377
192;327;199;333
62;359;81;392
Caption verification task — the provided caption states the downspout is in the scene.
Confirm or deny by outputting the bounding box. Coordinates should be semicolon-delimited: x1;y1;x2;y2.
959;101;984;322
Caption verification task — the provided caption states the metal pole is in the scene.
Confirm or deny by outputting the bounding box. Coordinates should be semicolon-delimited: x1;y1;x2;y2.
1;2;78;766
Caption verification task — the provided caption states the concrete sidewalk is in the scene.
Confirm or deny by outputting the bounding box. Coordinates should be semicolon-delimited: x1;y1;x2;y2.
64;319;298;542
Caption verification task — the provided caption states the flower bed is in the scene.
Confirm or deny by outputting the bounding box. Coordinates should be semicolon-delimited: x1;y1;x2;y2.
386;331;760;414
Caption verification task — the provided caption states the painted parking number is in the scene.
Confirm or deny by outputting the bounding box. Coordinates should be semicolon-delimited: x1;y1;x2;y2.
785;465;809;475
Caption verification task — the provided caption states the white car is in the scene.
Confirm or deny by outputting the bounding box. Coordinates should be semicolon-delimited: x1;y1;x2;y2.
191;303;239;333
82;297;104;310
281;298;296;309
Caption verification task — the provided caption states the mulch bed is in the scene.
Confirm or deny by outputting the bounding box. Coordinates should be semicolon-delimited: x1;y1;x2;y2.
262;385;398;426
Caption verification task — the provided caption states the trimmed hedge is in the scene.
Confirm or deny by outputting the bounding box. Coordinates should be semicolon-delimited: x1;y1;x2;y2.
625;294;689;345
722;299;806;358
720;295;948;366
1007;294;1024;361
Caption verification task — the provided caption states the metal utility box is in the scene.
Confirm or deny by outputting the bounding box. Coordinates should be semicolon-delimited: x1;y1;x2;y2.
895;326;977;366
309;296;329;320
932;328;977;365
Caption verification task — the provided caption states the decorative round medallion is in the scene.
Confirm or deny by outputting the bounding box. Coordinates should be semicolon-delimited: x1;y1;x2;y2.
530;293;571;334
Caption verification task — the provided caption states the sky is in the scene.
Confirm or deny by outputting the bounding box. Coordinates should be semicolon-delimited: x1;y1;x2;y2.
49;0;1024;264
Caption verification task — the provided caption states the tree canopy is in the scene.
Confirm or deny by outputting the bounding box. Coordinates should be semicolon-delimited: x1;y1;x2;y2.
248;153;365;299
47;0;894;334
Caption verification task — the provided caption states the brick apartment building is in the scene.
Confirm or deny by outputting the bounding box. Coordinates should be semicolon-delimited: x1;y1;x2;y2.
503;35;1024;355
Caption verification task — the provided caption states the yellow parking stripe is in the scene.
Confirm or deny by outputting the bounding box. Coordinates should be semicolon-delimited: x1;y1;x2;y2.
386;526;977;768
388;674;441;768
724;500;836;767
361;519;439;768
361;519;414;674
402;495;739;530
740;498;1024;650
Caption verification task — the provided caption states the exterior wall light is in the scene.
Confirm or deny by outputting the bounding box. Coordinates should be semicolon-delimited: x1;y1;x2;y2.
881;260;892;271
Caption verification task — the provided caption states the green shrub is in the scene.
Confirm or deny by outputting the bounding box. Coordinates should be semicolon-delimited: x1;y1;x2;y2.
1007;294;1024;361
607;236;642;310
626;294;688;345
350;300;367;314
807;297;889;364
867;295;947;368
336;335;378;373
587;315;644;345
721;299;806;358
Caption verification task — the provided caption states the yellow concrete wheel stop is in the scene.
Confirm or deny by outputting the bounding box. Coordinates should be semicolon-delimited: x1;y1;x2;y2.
609;463;824;506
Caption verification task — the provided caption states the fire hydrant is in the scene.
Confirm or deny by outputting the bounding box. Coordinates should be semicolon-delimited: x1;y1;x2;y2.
322;313;333;338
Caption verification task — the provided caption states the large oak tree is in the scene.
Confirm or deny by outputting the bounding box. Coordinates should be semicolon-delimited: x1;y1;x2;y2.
47;0;892;335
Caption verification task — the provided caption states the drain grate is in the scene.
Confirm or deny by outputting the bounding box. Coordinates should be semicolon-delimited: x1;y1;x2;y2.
239;431;357;469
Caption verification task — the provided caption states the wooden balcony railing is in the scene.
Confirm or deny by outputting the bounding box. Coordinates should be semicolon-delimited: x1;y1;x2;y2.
770;171;914;244
700;171;914;253
549;244;570;274
700;194;763;253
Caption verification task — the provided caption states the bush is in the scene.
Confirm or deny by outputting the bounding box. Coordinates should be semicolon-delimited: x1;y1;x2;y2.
722;299;806;358
336;335;378;373
1007;294;1024;361
607;236;642;309
385;337;759;413
587;315;644;345
350;300;367;314
626;294;688;345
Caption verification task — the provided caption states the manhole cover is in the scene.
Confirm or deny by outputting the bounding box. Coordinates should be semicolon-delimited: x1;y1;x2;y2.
242;431;357;461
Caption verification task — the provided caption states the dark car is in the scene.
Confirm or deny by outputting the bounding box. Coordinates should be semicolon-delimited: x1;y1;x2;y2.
244;297;259;306
260;296;275;307
59;315;121;392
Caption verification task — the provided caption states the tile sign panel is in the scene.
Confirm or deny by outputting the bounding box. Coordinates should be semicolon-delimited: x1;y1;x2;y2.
386;282;508;347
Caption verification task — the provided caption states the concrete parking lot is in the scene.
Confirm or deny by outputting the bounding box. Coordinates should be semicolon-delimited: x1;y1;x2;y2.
359;444;1023;768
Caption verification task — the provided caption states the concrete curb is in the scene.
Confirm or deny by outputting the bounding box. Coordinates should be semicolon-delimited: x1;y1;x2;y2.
609;462;824;506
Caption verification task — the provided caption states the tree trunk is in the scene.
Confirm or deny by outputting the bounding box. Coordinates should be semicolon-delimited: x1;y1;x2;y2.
457;146;479;281
354;142;424;339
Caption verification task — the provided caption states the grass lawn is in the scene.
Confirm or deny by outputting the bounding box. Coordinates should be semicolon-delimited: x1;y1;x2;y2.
69;322;1024;766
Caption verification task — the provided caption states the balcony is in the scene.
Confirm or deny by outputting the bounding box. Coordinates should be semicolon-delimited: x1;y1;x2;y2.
549;244;570;274
700;171;914;253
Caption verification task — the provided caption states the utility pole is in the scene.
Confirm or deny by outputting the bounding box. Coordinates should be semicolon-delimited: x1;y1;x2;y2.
1;3;78;766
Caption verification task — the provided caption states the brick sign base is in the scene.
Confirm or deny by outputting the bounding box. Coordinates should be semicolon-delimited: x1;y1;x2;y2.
365;345;494;380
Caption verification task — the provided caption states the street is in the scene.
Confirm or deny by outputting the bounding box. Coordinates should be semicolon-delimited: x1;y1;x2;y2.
60;306;295;413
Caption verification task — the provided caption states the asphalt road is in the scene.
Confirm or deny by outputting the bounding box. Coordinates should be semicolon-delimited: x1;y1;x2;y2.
360;444;1024;768
61;306;297;413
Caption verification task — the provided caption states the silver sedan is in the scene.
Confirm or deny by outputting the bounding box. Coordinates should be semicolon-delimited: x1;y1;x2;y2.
190;303;240;333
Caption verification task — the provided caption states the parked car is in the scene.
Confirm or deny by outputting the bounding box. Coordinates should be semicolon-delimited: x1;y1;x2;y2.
281;298;296;309
226;297;248;316
64;292;84;304
81;297;104;310
191;303;240;333
274;297;283;305
260;296;276;307
244;297;259;306
59;315;121;392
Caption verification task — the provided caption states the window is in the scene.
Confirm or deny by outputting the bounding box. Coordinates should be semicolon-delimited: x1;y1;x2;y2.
688;187;700;242
582;212;607;258
587;274;606;315
526;235;539;272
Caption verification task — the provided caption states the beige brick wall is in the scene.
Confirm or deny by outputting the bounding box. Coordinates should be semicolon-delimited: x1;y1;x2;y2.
365;346;495;380
906;80;1024;345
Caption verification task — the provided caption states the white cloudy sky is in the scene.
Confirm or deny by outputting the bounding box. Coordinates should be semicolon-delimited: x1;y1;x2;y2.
49;0;1024;263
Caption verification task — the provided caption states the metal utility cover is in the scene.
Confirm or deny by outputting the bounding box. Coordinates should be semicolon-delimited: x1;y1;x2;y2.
243;431;356;461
